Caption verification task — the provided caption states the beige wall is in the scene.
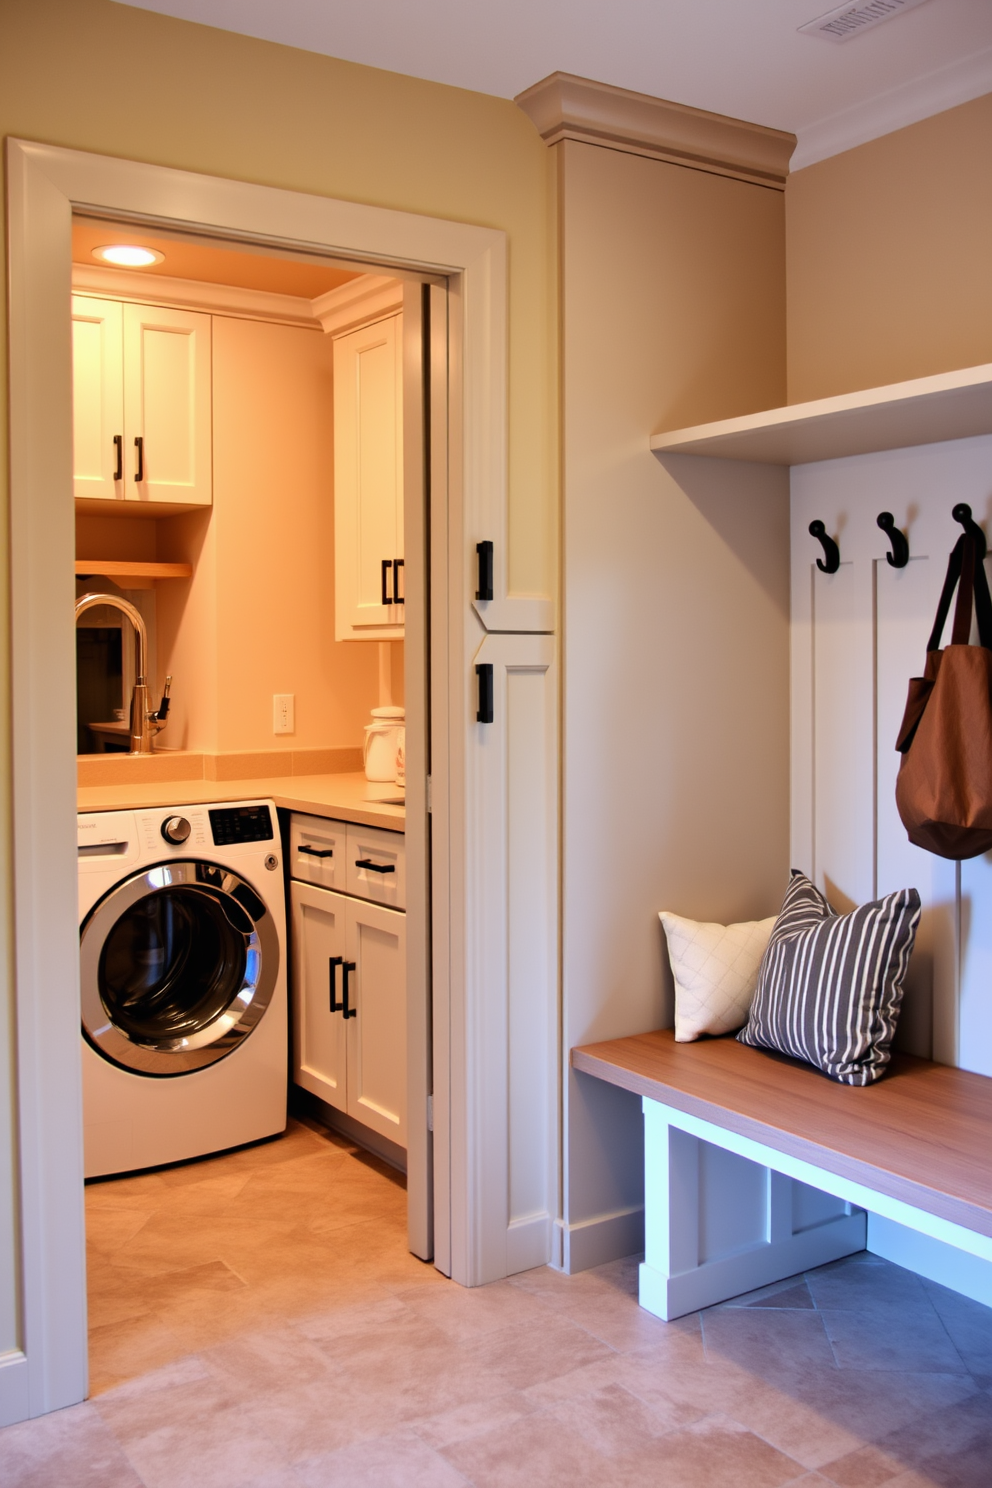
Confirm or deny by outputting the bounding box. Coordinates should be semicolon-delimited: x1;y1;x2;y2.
0;0;554;1358
786;93;992;404
559;139;791;1263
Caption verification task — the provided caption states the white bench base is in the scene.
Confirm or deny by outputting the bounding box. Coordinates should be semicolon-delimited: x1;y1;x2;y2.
639;1094;992;1321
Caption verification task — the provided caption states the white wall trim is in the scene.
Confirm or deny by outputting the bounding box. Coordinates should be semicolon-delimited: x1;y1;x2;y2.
868;1214;992;1310
71;262;320;326
791;45;992;172
4;135;521;1419
313;274;404;336
556;1205;645;1274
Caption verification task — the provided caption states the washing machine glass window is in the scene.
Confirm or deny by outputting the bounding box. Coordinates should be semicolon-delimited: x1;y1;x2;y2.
80;860;280;1077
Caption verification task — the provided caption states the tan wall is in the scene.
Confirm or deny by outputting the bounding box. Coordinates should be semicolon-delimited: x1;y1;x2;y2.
0;0;554;1357
559;139;790;1259
786;93;992;403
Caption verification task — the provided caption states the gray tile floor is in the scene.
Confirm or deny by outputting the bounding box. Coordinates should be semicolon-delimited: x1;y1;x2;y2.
1;1119;990;1486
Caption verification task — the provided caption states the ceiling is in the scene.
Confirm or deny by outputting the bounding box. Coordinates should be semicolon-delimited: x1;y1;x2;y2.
73;219;362;296
117;0;992;168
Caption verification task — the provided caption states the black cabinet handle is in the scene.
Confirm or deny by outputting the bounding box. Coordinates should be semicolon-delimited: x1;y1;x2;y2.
134;436;144;483
381;558;394;605
328;955;343;1013
476;663;494;724
476;540;494;602
342;961;357;1018
355;858;395;874
113;435;123;482
393;557;404;605
299;845;334;859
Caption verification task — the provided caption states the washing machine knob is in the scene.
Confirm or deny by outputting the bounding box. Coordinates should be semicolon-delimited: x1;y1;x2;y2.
161;815;192;845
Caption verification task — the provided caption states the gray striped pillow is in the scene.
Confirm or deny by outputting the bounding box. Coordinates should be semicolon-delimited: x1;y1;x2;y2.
737;871;921;1086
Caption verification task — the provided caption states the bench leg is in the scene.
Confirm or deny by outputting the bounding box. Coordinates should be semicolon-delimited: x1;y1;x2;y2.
638;1098;867;1321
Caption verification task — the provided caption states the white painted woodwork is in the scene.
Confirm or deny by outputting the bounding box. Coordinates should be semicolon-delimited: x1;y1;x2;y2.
289;814;346;893
470;630;557;1278
313;275;404;337
345;822;406;909
347;897;407;1146
123;302;212;507
650;364;992;466
290;881;407;1147
639;1099;865;1320
290;880;348;1109
71;296;124;502
8;135;522;1422
333;313;405;640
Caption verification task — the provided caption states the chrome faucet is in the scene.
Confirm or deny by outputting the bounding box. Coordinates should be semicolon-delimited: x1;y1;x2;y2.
74;592;172;755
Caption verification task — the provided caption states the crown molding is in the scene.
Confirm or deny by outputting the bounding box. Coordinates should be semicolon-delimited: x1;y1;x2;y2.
312;274;404;335
514;72;796;189
791;45;992;171
71;263;320;326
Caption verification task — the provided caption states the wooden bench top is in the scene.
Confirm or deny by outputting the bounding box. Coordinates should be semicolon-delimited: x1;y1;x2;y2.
572;1030;992;1240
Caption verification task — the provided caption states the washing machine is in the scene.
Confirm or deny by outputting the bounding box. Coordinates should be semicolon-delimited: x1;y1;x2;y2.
78;799;287;1178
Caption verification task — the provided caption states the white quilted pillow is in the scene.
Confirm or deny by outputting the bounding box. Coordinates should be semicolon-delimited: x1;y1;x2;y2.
660;911;776;1042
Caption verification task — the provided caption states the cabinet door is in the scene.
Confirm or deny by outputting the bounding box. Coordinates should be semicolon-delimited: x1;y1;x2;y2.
123;303;212;507
333;314;404;640
72;296;124;503
290;881;348;1112
345;897;406;1146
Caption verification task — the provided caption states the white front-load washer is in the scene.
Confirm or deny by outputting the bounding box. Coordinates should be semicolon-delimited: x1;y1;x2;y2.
78;799;287;1178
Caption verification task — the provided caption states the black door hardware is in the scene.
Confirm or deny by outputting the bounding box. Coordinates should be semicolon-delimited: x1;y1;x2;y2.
355;858;396;874
113;434;123;482
476;662;494;723
877;512;909;569
328;955;343;1013
953;503;987;559
476;540;494;602
381;558;394;605
299;845;334;858
134;436;144;483
393;557;405;605
809;520;840;574
342;961;357;1018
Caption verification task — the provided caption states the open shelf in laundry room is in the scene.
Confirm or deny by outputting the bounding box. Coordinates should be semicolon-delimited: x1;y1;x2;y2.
74;560;192;586
650;363;992;466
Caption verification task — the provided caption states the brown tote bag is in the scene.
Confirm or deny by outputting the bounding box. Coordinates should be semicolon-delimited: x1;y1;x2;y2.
895;531;992;860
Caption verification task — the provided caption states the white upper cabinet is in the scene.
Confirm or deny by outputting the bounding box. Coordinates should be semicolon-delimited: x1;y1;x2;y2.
72;296;124;502
333;313;404;640
71;295;212;511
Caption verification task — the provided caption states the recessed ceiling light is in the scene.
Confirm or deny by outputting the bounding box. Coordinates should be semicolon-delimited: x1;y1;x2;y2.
92;244;165;268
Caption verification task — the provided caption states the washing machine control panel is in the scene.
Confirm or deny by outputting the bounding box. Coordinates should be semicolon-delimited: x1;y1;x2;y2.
209;804;274;846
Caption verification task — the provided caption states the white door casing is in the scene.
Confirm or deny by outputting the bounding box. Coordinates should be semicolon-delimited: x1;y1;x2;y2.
4;136;557;1423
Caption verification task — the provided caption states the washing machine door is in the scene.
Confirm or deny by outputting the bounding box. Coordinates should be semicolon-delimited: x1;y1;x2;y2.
80;860;280;1076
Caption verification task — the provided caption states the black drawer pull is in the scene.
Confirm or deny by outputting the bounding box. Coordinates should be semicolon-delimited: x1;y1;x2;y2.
328;955;343;1013
476;663;494;724
113;434;123;482
355;858;395;874
381;558;394;605
393;557;405;605
342;960;357;1018
476;540;494;602
299;845;334;858
134;435;144;483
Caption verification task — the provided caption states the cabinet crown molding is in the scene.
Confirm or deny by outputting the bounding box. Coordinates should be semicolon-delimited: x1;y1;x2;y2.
514;72;796;189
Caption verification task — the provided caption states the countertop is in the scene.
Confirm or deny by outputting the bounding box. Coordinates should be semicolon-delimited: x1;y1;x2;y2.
77;771;405;831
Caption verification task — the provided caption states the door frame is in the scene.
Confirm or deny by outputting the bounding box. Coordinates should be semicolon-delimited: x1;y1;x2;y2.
4;137;507;1420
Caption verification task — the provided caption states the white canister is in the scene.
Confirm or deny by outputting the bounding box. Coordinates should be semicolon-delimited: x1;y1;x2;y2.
364;706;405;782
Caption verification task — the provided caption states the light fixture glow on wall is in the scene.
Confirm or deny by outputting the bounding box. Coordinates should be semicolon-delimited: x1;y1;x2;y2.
92;244;165;268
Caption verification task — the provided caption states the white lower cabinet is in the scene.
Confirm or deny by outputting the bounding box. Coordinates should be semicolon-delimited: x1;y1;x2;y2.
291;877;407;1148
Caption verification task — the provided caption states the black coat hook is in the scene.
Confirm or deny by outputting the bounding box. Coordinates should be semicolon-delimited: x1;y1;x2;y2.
877;512;909;568
809;520;840;574
952;503;987;559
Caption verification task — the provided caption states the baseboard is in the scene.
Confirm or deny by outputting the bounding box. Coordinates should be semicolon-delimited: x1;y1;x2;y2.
868;1214;992;1309
291;1086;407;1175
506;1214;553;1275
0;1350;30;1428
556;1205;645;1274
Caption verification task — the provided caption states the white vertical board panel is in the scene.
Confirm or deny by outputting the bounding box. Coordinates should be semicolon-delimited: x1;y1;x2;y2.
469;631;557;1279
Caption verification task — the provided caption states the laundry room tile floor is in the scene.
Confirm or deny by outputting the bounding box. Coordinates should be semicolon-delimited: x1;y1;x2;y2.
2;1116;991;1486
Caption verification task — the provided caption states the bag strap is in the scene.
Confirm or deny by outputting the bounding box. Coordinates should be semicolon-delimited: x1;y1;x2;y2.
926;532;992;652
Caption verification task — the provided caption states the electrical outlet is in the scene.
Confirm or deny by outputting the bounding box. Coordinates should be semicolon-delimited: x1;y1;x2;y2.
273;694;295;735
